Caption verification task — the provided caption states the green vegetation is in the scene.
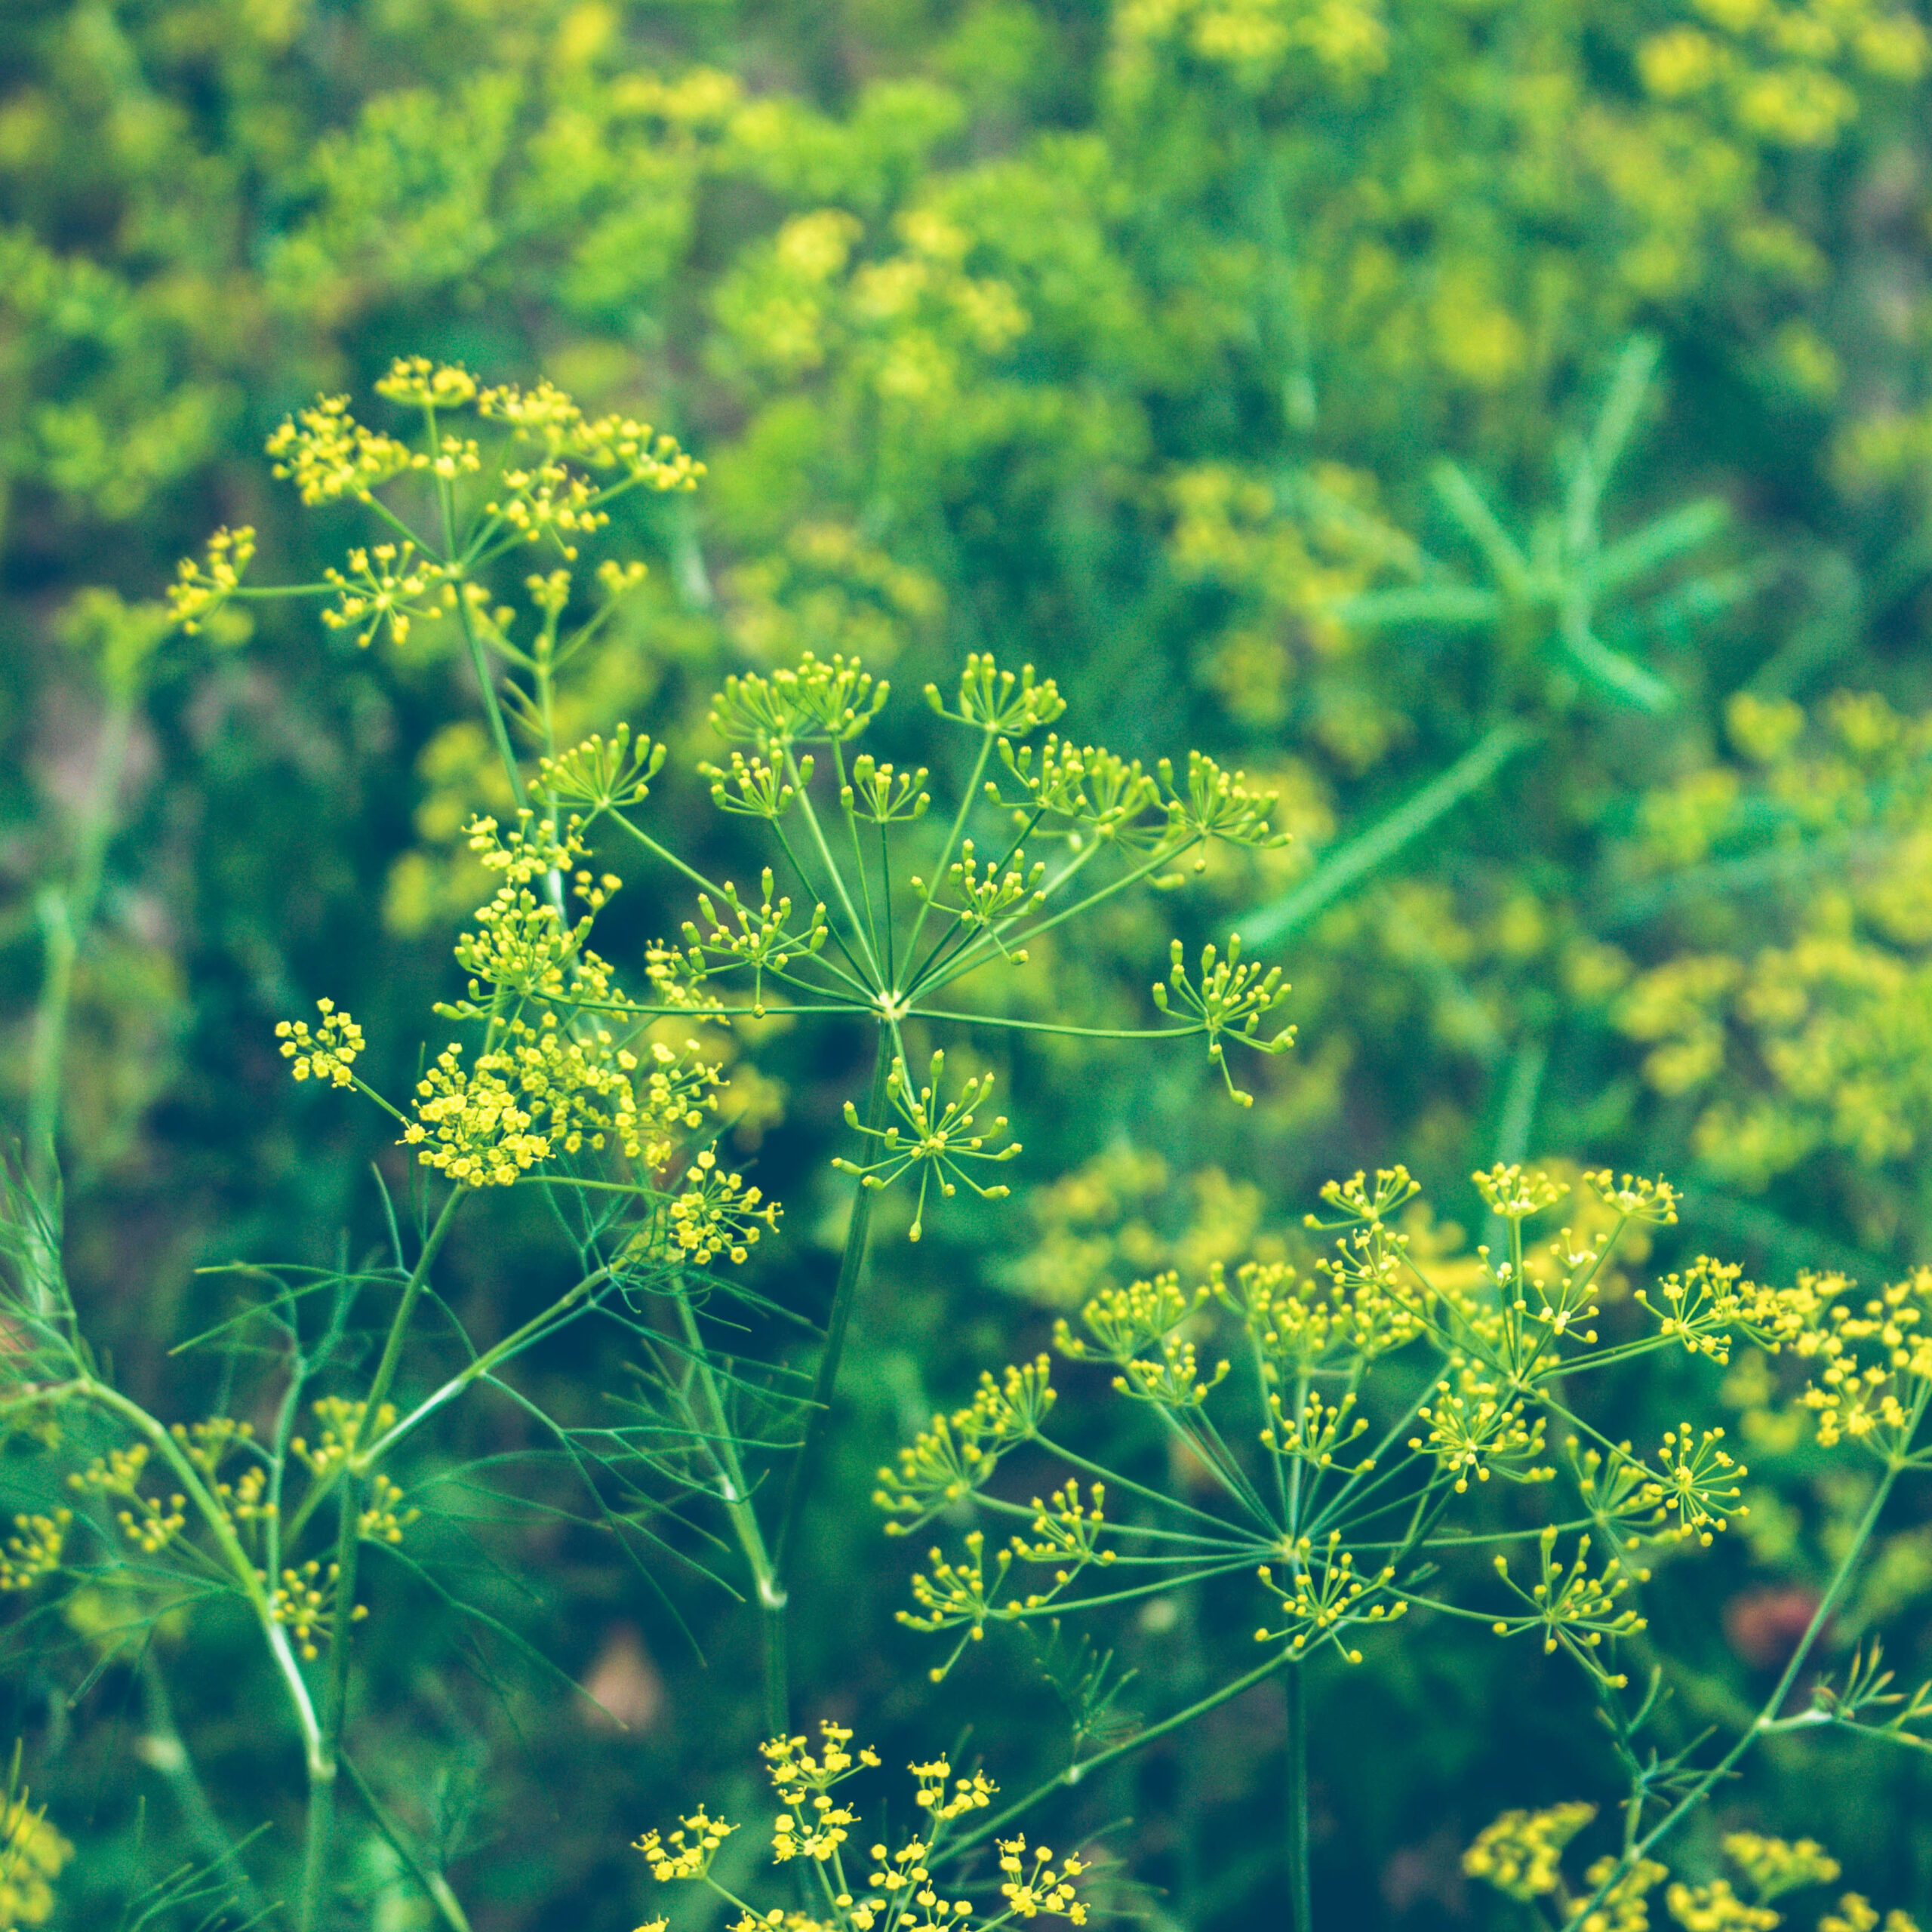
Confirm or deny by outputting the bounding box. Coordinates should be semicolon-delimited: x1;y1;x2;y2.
3;2;1932;1927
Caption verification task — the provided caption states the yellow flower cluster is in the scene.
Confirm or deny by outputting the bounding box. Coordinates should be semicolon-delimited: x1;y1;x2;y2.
276;999;364;1087
0;1512;70;1592
1116;0;1389;83
407;1026;665;1188
1463;1801;1598;1900
717;201;1029;411
1821;1900;1923;1932
357;1473;419;1546
1722;1832;1840;1900
875;1356;1054;1524
1467;1814;1918;1932
1666;1878;1780;1930
1150;934;1294;1106
0;1793;72;1930
764;1724;876;1864
1410;1357;1550;1492
373;356;480;409
1491;1531;1646;1685
889;1157;1917;1706
1798;1271;1932;1453
900;1530;1011;1651
909;1757;995;1825
635;1806;736;1881
291;1398;396;1477
1254;1530;1405;1661
272;779;774;1260
1008;1484;1116;1583
475;374;704;488
665;1149;780;1266
1645;1426;1746;1543
1620;695;1932;1194
455;812;611;997
995;1835;1087;1922
1638;0;1926;150
266;393;423;504
167;524;255;633
1475;1161;1571;1221
832;1051;1020;1241
264;363;702;534
320;540;449;648
635;1734;1069;1932
1057;1271;1206;1362
173;1418;275;1534
69;1445;186;1555
1284;1240;1431;1361
266;1558;365;1662
387;810;734;1188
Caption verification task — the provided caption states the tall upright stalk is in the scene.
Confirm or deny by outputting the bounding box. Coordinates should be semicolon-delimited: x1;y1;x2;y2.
296;1481;363;1932
1283;1363;1315;1932
772;1038;893;1586
288;1191;462;1931
23;684;134;1312
667;1274;789;1736
1285;1663;1312;1932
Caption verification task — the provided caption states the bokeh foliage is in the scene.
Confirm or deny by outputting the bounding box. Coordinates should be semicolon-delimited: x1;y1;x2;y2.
5;0;1932;1926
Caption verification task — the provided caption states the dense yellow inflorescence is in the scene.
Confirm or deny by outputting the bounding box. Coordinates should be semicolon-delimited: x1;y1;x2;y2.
1466;1810;1921;1932
885;1156;1932;1712
0;1795;73;1931
632;1727;1075;1932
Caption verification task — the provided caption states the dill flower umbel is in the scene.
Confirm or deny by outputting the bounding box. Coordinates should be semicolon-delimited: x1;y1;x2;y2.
0;1512;69;1593
266;393;423;504
1463;1804;1598;1900
1466;1816;1921;1932
275;999;364;1087
666;1150;780;1266
634;1728;1084;1931
0;1791;72;1930
167;524;254;634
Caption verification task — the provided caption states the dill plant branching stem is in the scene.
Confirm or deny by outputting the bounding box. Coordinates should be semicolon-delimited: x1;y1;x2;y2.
883;1161;1917;1906
158;367;1297;1829
23;675;137;1315
774;1042;893;1542
1568;1426;1921;1926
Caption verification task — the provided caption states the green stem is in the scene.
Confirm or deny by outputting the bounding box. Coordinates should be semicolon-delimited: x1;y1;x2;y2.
352;1264;613;1472
356;1192;463;1444
297;1481;364;1932
1287;1663;1312;1932
137;1652;272;1924
772;1037;892;1584
900;730;995;967
453;588;528;812
832;742;884;971
282;1190;465;1555
78;1380;322;1764
786;752;882;986
23;684;134;1307
906;1008;1193;1042
909;834;1152;1000
1241;722;1535;947
606;808;732;900
899;798;1054;998
1569;1454;1909;1923
340;1752;473;1932
942;1647;1292;1862
667;1275;789;1739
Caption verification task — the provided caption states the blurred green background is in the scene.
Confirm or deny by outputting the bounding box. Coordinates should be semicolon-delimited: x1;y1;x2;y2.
5;0;1932;1925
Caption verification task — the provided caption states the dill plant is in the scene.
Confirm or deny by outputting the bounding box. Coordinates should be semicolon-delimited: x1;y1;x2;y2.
880;1164;1932;1932
4;5;1932;1925
0;358;1292;1930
